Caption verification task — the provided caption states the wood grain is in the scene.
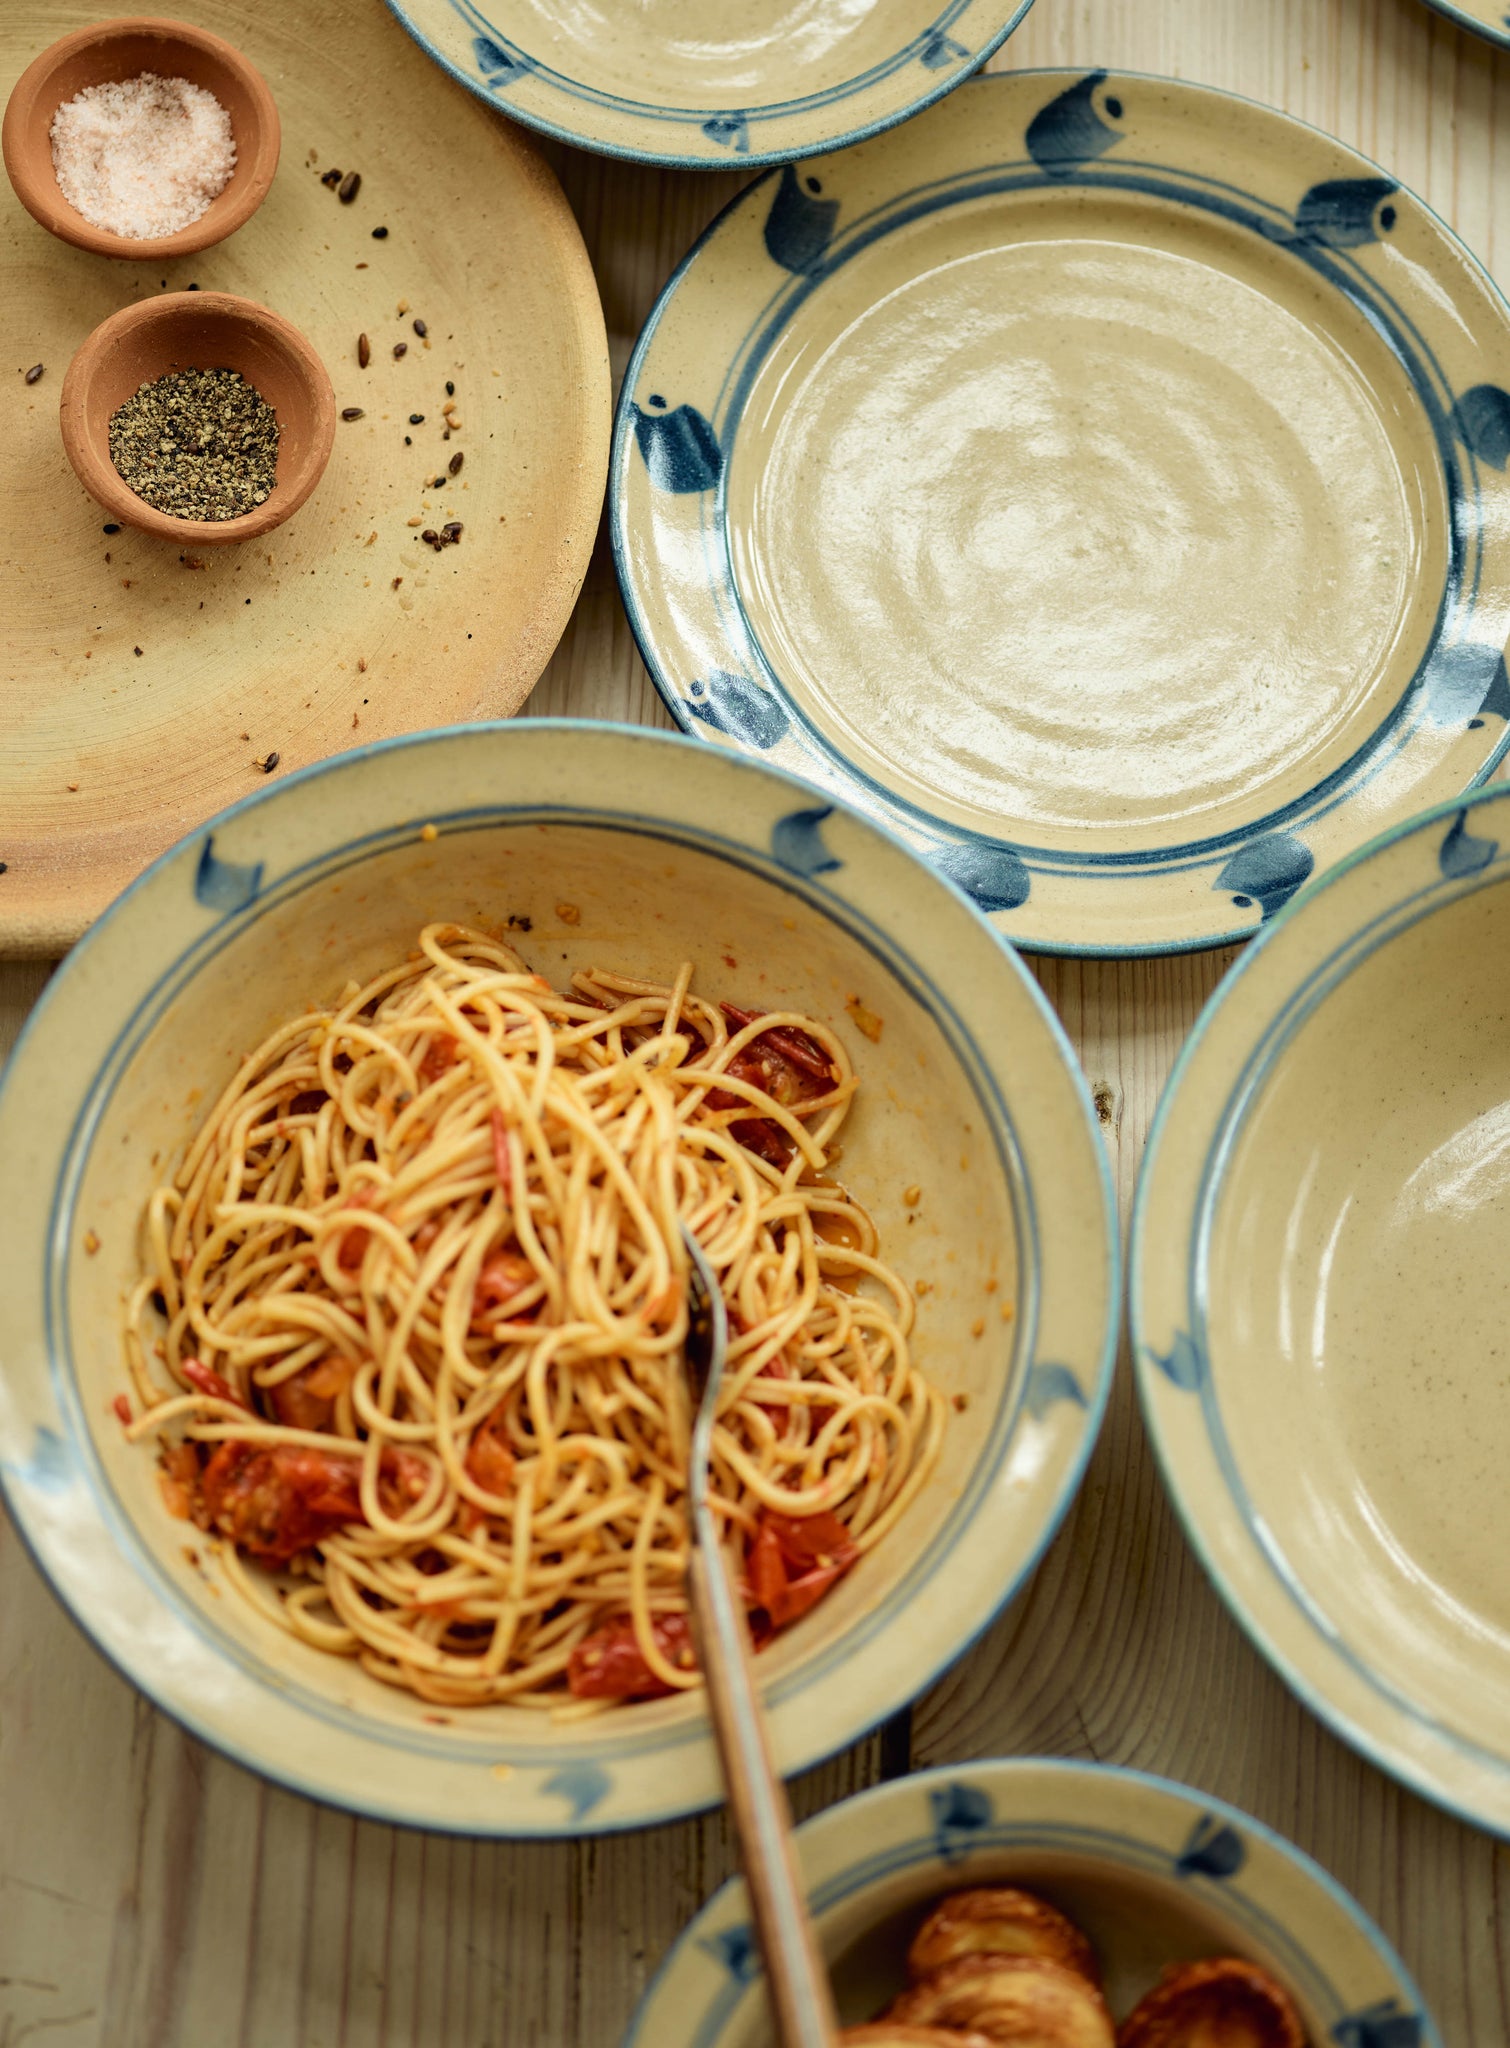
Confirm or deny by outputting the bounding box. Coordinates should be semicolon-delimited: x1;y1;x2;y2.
4;2;1509;2044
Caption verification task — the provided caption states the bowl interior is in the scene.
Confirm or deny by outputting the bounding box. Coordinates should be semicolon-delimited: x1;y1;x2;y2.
74;297;328;503
12;24;268;243
65;816;1019;1750
1204;872;1510;1755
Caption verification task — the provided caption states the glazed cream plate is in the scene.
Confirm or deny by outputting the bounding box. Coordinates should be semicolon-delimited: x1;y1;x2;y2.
384;0;1035;168
1421;0;1510;49
612;71;1510;956
1133;786;1510;1837
627;1760;1438;2047
0;0;609;955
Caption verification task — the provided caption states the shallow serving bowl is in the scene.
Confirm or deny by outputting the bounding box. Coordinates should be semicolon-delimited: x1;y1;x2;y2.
386;0;1035;169
1133;785;1510;1836
0;722;1116;1835
59;289;334;543
625;1757;1438;2045
2;15;279;260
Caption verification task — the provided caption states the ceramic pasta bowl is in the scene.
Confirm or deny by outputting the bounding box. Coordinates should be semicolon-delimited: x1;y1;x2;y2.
625;1758;1438;2046
1419;0;1510;50
0;722;1117;1835
613;70;1510;956
383;0;1036;168
1133;785;1510;1837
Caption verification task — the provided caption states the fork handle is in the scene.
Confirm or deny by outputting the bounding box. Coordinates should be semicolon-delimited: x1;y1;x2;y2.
687;1533;840;2048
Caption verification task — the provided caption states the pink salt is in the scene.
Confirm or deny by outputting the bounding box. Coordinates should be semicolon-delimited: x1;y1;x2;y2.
50;72;236;240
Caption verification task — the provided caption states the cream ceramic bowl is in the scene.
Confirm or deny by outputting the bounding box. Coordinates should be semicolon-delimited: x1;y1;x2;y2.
0;722;1117;1834
625;1758;1438;2046
1420;0;1510;48
385;0;1036;168
613;71;1510;956
1133;785;1510;1837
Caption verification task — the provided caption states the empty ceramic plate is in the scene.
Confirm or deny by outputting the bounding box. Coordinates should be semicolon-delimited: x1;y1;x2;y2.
613;71;1510;956
1419;0;1510;50
385;0;1035;167
1132;786;1510;1835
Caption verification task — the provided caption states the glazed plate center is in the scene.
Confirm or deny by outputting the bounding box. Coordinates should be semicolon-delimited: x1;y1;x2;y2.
1208;881;1510;1747
485;0;926;103
725;186;1448;851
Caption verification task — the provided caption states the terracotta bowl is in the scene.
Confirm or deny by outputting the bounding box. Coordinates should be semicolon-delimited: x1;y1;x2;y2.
2;16;279;259
59;290;335;544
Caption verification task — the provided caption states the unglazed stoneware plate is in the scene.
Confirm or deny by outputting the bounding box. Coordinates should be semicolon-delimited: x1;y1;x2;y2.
625;1759;1439;2047
0;723;1117;1835
612;71;1510;957
0;0;608;955
383;0;1035;168
1420;0;1510;50
1133;786;1510;1836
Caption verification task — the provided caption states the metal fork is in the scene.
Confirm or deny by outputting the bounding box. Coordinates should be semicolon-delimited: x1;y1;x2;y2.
680;1222;840;2048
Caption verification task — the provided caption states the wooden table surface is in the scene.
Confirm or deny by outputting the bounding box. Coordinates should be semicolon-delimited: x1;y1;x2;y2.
3;2;1508;2042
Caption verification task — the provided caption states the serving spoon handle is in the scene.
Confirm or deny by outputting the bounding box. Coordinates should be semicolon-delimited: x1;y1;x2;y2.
680;1224;840;2048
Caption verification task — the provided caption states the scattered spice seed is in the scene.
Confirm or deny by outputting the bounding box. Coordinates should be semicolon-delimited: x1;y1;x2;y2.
445;381;455;396
109;366;278;520
357;656;367;672
903;1185;922;1207
443;521;462;542
393;342;407;359
320;166;342;187
557;902;581;926
67;781;79;791
412;317;427;337
0;863;7;876
971;1317;985;1338
397;299;409;315
449;451;463;474
409;413;424;424
392;576;402;588
84;1230;100;1255
134;645;143;655
338;170;360;203
372;225;388;238
102;522;120;533
404;436;412;446
24;363;43;384
357;332;370;368
421;528;439;545
341;407;364;421
407;515;423;527
420;823;438;842
256;751;280;773
433;476;446;489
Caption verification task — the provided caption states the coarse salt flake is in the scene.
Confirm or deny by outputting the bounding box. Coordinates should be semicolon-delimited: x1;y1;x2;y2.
50;72;236;240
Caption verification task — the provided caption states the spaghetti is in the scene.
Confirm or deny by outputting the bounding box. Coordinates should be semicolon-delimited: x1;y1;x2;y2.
123;924;945;1710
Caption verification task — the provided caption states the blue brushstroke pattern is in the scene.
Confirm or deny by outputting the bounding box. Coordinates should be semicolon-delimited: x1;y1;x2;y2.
934;842;1032;912
763;164;840;276
685;671;789;750
1333;2001;1423;2048
1420;641;1510;728
699;1925;760;1981
472;34;527;84
1150;1329;1206;1392
931;1782;993;1862
1175;1813;1246;1878
1025;1362;1088;1420
1025;72;1123;177
1214;834;1313;921
920;32;970;68
195;836;263;914
540;1760;611;1822
772;806;842;879
1454;383;1510;470
702;114;750;154
1438;809;1499;879
7;1426;71;1495
1293;177;1397;248
631;402;723;494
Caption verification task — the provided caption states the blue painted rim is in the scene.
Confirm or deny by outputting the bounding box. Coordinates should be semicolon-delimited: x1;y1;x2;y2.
1417;0;1510;51
623;1757;1442;2048
382;0;1036;171
0;718;1120;1837
610;68;1510;958
1130;780;1510;1838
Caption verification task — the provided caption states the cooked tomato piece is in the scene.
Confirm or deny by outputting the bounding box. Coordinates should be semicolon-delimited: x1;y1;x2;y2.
200;1441;364;1562
567;1612;696;1699
471;1248;537;1327
765;1509;859;1572
745;1509;860;1630
269;1355;354;1431
721;1004;835;1082
419;1035;458;1083
181;1358;247;1408
464;1408;516;1497
490;1107;513;1194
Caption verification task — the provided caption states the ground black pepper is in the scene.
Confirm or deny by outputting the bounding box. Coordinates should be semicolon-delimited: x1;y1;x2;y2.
102;522;120;533
108;367;279;521
445;381;455;397
409;413;424;424
372;225;388;239
320;167;342;188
